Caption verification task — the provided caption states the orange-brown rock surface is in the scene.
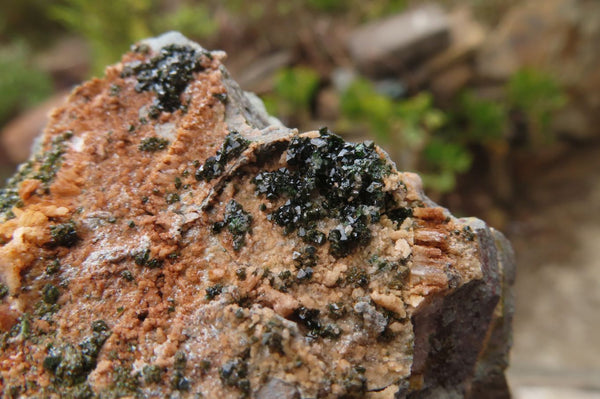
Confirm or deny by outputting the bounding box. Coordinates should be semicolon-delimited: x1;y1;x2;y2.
0;33;514;398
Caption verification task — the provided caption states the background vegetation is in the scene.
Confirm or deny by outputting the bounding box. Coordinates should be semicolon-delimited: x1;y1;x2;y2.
0;0;567;198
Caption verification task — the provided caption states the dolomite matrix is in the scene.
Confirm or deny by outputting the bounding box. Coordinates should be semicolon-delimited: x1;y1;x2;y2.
0;32;515;398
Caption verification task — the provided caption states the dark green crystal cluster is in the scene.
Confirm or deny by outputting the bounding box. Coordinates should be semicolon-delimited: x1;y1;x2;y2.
253;128;397;257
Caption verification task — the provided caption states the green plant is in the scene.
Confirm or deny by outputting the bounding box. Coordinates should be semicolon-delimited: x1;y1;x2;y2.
356;0;407;20
307;0;347;12
155;4;218;40
339;77;468;194
49;0;154;75
262;66;320;125
0;42;53;125
421;138;472;194
507;68;567;146
340;78;396;144
48;1;221;76
457;91;507;144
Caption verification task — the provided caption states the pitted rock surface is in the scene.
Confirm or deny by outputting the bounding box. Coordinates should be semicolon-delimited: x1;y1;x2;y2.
0;32;514;398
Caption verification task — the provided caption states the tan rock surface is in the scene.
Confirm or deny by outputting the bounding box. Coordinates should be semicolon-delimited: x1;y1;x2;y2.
0;33;514;398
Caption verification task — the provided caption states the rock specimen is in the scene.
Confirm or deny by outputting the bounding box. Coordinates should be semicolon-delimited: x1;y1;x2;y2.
0;32;514;398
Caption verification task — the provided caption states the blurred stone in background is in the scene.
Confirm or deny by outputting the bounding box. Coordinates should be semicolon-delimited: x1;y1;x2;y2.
478;0;600;141
1;92;69;165
348;4;450;78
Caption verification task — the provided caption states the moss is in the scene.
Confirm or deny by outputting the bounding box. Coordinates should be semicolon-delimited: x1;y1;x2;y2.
49;221;79;247
139;137;169;152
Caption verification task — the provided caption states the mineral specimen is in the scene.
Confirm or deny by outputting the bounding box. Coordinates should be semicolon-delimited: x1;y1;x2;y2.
0;32;514;398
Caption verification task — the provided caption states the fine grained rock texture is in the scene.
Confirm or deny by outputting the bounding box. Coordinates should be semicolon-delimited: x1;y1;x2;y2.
0;32;514;398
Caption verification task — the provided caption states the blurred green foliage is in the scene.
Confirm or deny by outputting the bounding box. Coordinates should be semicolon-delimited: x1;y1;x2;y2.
156;4;218;40
340;78;397;144
0;0;568;199
1;0;412;81
0;0;63;45
262;67;321;124
455;68;566;149
306;0;407;17
507;68;567;146
340;78;465;193
263;65;566;194
47;0;219;76
421;138;472;193
457;91;506;144
0;42;53;125
49;0;154;75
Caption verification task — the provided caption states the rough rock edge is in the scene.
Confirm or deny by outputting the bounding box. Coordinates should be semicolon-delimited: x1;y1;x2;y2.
143;31;516;399
405;220;514;398
2;32;515;398
140;32;292;142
